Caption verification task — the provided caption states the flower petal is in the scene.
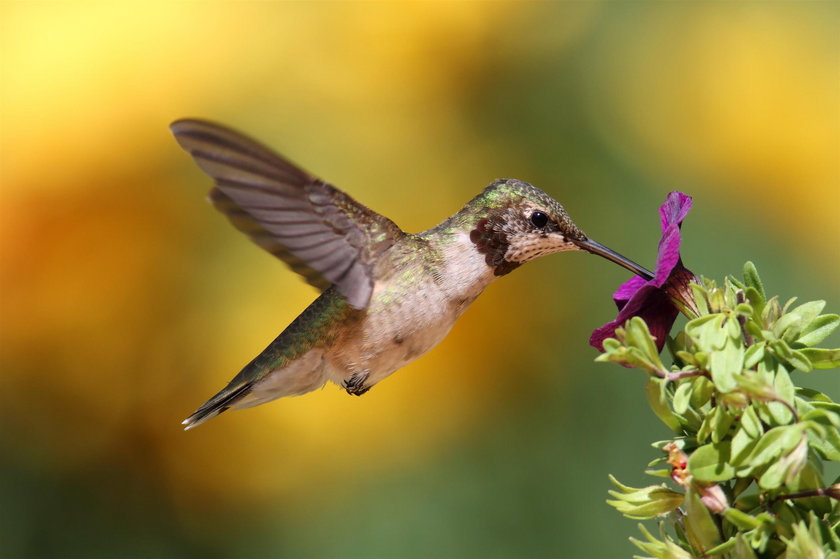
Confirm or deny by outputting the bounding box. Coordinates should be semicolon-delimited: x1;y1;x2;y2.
654;193;692;285
654;224;682;286
613;275;648;309
659;192;693;232
590;191;694;353
591;284;679;352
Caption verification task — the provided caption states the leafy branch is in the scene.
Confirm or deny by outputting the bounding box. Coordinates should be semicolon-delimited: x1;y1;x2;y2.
598;262;840;559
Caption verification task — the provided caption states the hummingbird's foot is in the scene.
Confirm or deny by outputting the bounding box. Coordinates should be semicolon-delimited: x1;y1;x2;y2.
344;372;371;396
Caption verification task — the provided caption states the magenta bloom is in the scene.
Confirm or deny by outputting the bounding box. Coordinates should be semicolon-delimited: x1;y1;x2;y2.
590;192;696;352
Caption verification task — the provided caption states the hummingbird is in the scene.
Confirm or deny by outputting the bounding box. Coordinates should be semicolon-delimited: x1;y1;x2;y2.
171;119;653;429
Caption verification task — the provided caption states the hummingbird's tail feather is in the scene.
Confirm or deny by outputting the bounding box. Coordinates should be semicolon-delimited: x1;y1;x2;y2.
182;347;331;430
182;382;253;430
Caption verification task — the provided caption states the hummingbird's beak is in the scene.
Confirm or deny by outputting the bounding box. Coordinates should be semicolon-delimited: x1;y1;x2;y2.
573;237;654;280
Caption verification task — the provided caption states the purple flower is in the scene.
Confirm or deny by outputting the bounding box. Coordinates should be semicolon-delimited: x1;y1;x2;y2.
590;192;697;353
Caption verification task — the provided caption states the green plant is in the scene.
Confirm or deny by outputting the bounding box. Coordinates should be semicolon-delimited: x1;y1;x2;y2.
599;263;840;558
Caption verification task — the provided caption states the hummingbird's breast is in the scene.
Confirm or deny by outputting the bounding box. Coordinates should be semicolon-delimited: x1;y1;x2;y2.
324;231;496;389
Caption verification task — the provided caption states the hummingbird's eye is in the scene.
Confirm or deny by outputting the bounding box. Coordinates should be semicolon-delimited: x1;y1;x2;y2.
530;211;549;229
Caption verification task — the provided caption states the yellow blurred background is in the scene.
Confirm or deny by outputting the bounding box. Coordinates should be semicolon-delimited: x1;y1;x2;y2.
1;2;838;557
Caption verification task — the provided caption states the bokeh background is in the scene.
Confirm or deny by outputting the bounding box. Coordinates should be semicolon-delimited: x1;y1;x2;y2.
2;2;838;558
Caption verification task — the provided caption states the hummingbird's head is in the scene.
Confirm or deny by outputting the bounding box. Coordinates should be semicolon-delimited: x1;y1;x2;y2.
468;179;653;279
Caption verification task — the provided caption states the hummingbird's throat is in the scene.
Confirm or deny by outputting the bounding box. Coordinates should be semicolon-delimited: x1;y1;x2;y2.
469;217;520;276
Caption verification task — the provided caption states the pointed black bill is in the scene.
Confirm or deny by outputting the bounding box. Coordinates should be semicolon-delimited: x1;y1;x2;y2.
574;238;654;280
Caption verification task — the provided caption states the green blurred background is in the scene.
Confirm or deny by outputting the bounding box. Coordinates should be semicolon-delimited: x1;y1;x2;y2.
2;2;838;557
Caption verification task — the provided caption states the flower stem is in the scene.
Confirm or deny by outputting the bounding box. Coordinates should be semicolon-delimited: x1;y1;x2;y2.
773;485;840;503
655;368;706;383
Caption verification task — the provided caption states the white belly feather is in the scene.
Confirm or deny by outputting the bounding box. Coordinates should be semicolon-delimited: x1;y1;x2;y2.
327;230;494;389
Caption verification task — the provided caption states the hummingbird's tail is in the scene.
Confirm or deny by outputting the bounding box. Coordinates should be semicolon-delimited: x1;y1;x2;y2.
181;381;254;430
182;346;331;430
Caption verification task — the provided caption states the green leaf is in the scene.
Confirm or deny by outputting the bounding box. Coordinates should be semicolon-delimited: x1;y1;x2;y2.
626;317;666;371
745;320;764;342
606;475;684;519
630;524;694;559
743;262;765;302
733;371;776;402
782;297;798;315
691;283;710;317
757;437;807;489
711;406;736;443
601;338;621;351
675;350;696;367
762;297;782;328
810;399;840;415
729;276;745;289
731;476;753;500
800;407;840;428
780;517;826;559
673;382;693;415
824;511;840;550
647;456;666;467
607;474;644;493
773;312;802;340
730;427;758;467
646;378;681;433
606;495;683;520
596;342;662;374
732;412;768;467
709;338;744;392
795;387;831;402
808;423;840;461
766;366;795;425
703;537;737;555
738;425;806;474
797;313;840;347
709;288;726;314
680;406;704;433
729;533;758;559
697;405;717;443
800;347;840;369
771;503;797;540
688;442;736;482
686;314;728;351
597;319;670;375
735;302;753;317
745;518;775;553
770;340;812;372
743;287;765;318
723;508;763;530
669;335;690;368
743;342;766;369
802;419;826;439
757;461;788;491
689;377;715;409
644;468;673;479
781;300;826;342
771;300;825;344
740;406;763;439
684;488;722;554
733;492;761;511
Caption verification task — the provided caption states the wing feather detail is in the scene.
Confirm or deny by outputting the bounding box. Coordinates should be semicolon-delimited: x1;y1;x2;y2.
171;119;404;309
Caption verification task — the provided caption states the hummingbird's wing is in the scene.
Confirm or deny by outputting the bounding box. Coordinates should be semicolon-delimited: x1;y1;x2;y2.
170;119;404;309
